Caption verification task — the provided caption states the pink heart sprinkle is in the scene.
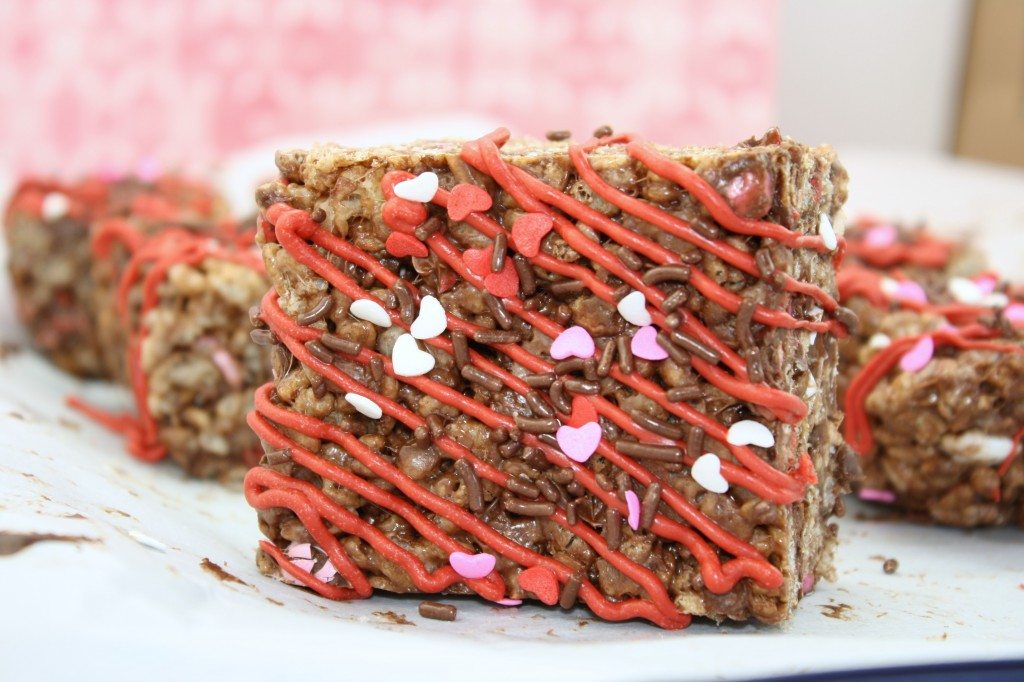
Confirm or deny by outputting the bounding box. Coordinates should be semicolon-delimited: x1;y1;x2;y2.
625;490;641;530
1004;303;1024;327
314;561;338;583
496;598;522;607
290;558;315;573
286;542;313;560
863;224;897;248
899;336;934;373
892;281;928;305
556;421;602;463
974;275;998;295
630;325;668;361
858;487;897;504
801;572;815;595
449;551;496;580
550;325;595;360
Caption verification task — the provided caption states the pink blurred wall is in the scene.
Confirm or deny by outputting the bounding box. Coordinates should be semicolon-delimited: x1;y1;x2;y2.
0;0;778;175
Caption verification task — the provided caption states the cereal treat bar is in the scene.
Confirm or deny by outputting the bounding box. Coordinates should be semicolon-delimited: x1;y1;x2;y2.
70;228;269;479
839;220;1024;526
3;174;223;377
245;127;854;628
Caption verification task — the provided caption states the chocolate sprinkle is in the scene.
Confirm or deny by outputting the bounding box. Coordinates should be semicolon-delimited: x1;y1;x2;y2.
321;332;362;355
582;358;598;381
250;328;278;346
451;330;470;368
616;335;634;373
687;426;705;457
393;281;415;325
296;295;334;326
491;232;508;273
249;305;265;328
604;508;622;550
546;129;571;141
616;247;643;271
596;339;616;377
525;372;556;388
553;358;585;374
536;478;561;503
656;332;691;366
660;288;689;312
559;573;583;609
691;215;723;240
614;440;683;463
564;378;600;395
835;306;860;334
665;384;703;401
483;293;513;329
593;125;613;138
669;329;720;365
454;459;484;512
514;415;559;434
418;601;457;621
630;411;684;439
642;264;692;285
513;254;536;296
503;494;554;517
369;356;384;382
639;483;662;530
525;390;556;418
414;215;443;241
754;247;775;278
549;380;572;414
304;340;335;364
461;365;503;392
735;297;758;349
550;280;585;296
473;329;521;344
745;347;765;383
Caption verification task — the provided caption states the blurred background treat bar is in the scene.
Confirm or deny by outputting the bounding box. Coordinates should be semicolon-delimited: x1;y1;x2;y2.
245;127;852;627
70;227;269;479
3;174;224;377
838;220;1024;526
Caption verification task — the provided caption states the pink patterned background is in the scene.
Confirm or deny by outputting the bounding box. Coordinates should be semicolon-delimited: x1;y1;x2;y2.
0;0;778;175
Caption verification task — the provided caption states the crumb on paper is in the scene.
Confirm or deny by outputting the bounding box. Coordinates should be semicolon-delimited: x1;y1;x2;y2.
373;610;415;626
821;602;854;620
200;558;250;586
0;531;98;556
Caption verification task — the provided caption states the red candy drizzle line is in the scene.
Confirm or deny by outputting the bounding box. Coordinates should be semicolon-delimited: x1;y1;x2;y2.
249;128;848;628
69;221;263;463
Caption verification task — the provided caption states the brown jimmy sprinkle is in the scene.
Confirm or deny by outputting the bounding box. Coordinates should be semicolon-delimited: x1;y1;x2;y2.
514;415;559;434
296;295;333;326
665;384;703;402
614;440;683;463
669;329;720;364
642;264;691;285
461;365;503;392
513;254;536;296
559;573;583;609
655;332;691;366
414;215;443;241
393;281;415;325
545;129;571;141
549;380;572;414
491;232;508;273
451;330;470;368
604;508;622;550
503;494;555;517
483;293;513;329
454;459;484;512
418;601;457;621
472;329;521;344
320;332;362;355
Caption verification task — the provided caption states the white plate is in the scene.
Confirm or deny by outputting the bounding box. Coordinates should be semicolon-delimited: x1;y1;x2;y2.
2;138;1024;682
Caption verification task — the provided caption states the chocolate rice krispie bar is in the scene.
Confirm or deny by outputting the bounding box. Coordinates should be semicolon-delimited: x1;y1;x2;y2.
839;220;1024;526
245;127;855;628
71;227;269;479
3;174;223;377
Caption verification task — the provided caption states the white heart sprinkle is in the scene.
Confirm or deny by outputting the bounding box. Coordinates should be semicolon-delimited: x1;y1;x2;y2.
948;277;983;304
818;213;837;250
808;332;817;345
692;453;729;493
345;392;383;419
350;298;392;328
394;172;439;203
941;431;1015;464
410;295;447;340
41;192;70;221
804;375;817;398
726;419;775;448
391;333;436;377
867;332;892;350
616;290;652;327
879;277;899;296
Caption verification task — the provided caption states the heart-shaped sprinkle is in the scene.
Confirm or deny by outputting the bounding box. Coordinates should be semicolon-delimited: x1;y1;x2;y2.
313;560;338;583
284;542;338;584
974;275;998;295
801;572;815;595
863;224;897;248
625;490;641;530
726;419;775;448
447;183;492;221
392;333;436;377
41;192;70;221
410;295;447;340
394;172;439;202
495;598;523;607
867;332;892;350
385;232;428;258
345;392;383;419
880;278;927;305
556;421;602;463
350;298;392;328
449;551;495;580
630;325;668;361
463;246;492;277
550;326;595;360
691;453;729;493
818;213;837;250
463;245;519;297
858;487;896;504
948;276;983;304
1003;303;1024;327
511;213;554;257
135;157;161;183
900;336;934;373
565;395;598;427
517;566;559;605
483;260;520;298
616;291;651;327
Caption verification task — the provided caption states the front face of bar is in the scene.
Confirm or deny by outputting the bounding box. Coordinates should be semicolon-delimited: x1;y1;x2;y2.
246;129;852;628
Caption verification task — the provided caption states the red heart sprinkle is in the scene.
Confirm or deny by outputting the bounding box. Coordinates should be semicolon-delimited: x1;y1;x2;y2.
463;246;493;277
447;184;493;222
565;395;599;427
484;260;520;298
517;566;559;605
511;213;554;258
385;232;428;258
382;197;426;234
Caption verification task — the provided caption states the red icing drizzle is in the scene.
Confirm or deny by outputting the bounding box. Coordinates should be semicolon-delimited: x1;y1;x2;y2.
69;222;263;464
249;129;848;627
